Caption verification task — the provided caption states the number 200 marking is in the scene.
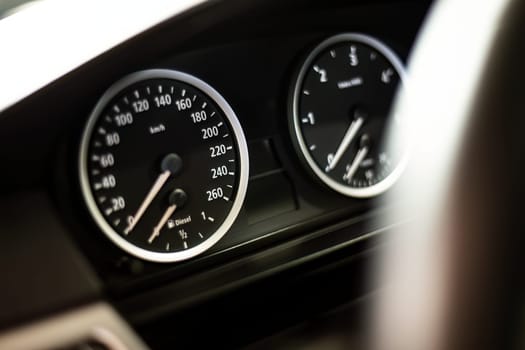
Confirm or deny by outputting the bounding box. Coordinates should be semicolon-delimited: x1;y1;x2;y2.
202;126;219;139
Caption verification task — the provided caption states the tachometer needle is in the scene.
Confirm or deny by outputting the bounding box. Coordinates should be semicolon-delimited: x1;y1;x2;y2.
325;115;364;172
124;170;171;235
343;146;369;183
148;204;178;244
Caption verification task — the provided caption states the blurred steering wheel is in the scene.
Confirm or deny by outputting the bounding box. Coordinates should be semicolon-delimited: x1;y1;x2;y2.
374;0;525;349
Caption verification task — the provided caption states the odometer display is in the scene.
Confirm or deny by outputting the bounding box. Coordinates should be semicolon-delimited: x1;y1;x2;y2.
79;70;249;263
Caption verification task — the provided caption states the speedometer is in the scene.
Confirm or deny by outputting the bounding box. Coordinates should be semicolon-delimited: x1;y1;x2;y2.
79;69;249;263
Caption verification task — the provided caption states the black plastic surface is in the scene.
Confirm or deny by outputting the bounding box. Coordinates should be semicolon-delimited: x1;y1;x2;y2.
247;139;281;176
0;193;101;330
244;299;368;350
116;209;395;323
245;170;297;224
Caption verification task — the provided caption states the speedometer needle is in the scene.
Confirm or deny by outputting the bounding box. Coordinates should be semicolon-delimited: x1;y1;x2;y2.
325;114;364;172
124;170;171;235
124;153;183;235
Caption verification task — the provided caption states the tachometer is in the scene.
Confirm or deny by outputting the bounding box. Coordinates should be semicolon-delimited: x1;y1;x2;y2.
290;33;406;198
79;69;249;263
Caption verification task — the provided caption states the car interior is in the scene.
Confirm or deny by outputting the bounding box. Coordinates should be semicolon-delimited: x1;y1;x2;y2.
0;0;523;349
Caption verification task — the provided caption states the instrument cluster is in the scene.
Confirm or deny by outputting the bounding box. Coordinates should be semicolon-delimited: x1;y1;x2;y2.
78;33;407;263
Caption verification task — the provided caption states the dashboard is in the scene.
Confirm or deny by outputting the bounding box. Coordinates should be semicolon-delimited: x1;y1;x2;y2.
0;0;432;348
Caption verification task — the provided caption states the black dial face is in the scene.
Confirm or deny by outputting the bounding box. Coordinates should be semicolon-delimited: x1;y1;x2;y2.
292;33;406;198
80;70;249;263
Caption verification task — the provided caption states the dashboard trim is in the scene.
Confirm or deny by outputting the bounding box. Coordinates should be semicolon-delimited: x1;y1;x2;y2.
118;208;406;324
0;302;148;350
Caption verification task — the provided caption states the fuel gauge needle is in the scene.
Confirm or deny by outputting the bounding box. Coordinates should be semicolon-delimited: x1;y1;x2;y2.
149;204;177;243
148;189;187;244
